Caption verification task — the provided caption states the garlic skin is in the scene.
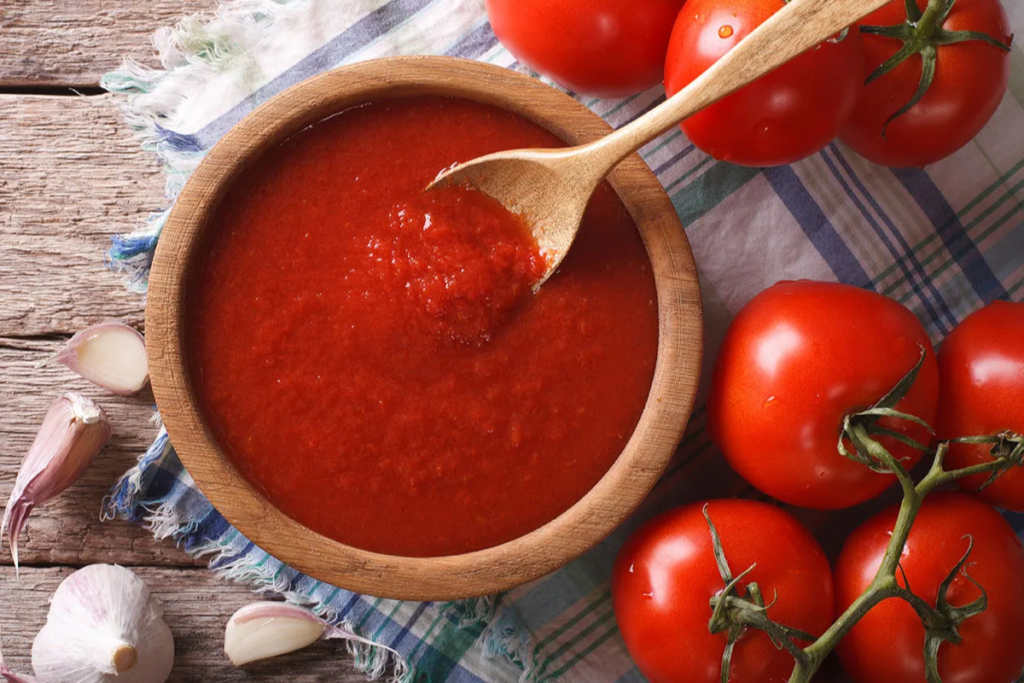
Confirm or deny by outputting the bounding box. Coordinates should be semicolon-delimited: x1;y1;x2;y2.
32;565;174;683
225;602;402;667
46;322;149;395
1;394;112;570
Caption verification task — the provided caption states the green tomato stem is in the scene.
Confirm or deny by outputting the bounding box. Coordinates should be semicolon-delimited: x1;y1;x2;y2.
784;437;1017;683
915;0;950;40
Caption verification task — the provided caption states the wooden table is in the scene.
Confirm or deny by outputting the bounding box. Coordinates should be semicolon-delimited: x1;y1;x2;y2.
0;3;365;680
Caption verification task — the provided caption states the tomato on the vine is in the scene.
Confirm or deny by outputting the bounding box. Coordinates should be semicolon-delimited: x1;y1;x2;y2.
612;500;834;683
938;301;1024;511
835;492;1024;683
484;0;686;98
663;0;864;167
708;281;939;509
840;0;1012;168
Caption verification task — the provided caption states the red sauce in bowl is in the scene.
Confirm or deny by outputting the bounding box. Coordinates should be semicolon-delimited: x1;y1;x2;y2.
187;97;659;557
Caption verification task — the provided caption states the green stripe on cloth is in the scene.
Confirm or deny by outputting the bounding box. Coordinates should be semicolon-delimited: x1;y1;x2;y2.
671;162;762;225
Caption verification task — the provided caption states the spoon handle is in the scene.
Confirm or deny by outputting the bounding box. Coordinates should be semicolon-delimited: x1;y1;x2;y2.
586;0;891;170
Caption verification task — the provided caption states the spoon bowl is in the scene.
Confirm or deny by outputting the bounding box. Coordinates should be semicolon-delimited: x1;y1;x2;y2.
431;0;892;285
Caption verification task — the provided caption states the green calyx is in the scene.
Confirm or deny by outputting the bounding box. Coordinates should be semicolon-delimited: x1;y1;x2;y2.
703;506;815;683
859;0;1012;137
950;431;1024;490
839;346;934;472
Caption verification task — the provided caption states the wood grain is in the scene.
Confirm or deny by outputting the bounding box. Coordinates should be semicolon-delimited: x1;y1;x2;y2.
0;94;154;336
147;56;703;600
0;567;367;682
3;3;393;681
0;0;214;88
0;339;197;567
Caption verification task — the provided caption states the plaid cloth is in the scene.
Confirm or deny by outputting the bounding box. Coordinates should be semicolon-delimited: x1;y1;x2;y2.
102;0;1024;681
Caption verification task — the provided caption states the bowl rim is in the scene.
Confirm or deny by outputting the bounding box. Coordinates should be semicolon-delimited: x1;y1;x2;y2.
146;55;703;600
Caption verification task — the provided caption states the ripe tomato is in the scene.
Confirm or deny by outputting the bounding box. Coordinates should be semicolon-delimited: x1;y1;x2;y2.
938;301;1024;511
663;0;864;167
708;281;939;509
835;492;1024;683
840;0;1012;168
484;0;686;98
613;500;834;683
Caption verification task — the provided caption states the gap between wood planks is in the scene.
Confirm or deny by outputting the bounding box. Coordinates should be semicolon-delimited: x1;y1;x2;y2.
0;86;106;96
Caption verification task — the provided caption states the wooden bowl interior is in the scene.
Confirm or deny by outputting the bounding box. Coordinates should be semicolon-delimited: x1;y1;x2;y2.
146;56;703;600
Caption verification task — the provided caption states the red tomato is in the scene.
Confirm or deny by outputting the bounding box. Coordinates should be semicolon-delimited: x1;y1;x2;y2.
938;301;1024;511
663;0;864;167
484;0;686;97
840;0;1012;168
836;492;1024;683
708;281;939;509
613;500;834;683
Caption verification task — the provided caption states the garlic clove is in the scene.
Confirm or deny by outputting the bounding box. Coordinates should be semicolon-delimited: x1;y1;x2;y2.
224;603;327;666
225;602;405;669
1;394;111;571
32;565;174;683
45;321;149;395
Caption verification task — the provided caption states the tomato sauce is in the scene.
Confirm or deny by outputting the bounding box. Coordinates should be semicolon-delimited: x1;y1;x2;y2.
187;97;659;557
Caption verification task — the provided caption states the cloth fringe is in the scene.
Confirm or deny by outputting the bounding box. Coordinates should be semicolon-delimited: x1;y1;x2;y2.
104;447;414;683
101;0;311;290
101;2;524;680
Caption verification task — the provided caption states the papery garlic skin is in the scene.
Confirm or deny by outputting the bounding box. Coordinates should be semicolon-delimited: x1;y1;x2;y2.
48;322;149;395
31;565;174;683
1;394;111;570
225;603;327;666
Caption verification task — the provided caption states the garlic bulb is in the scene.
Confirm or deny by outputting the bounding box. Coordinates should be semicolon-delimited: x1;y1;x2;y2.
1;394;111;570
32;565;174;683
45;322;149;395
225;602;401;667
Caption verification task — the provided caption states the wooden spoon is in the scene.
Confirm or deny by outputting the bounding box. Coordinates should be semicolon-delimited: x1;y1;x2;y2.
430;0;890;287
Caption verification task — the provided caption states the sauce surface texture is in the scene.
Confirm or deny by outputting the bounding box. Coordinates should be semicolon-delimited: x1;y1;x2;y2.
187;97;659;557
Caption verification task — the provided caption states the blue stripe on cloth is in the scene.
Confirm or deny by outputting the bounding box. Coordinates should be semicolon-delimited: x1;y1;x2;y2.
892;167;1009;304
191;0;435;150
442;18;496;58
823;146;958;332
652;144;696;177
393;602;432;649
987;220;1024;282
154;124;206;154
762;165;872;288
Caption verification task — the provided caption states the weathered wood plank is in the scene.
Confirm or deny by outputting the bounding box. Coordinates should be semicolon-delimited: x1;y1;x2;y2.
0;0;214;88
0;337;198;567
0;94;154;336
0;566;368;682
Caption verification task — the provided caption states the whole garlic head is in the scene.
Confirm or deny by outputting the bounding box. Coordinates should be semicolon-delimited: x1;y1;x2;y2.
32;565;174;683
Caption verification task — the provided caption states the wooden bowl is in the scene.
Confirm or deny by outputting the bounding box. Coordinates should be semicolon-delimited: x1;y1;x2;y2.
147;56;703;600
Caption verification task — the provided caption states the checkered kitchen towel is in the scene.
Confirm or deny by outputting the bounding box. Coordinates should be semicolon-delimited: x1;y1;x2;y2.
102;0;1024;681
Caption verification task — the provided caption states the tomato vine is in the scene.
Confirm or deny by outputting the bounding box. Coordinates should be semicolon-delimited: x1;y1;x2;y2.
704;350;1024;683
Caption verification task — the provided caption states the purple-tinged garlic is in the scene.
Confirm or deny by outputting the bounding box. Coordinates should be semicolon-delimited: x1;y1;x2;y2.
32;565;174;683
225;602;403;668
45;322;148;395
1;394;111;570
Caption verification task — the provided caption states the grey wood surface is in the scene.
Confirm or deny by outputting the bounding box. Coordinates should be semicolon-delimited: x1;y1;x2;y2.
0;2;369;681
1;0;212;88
